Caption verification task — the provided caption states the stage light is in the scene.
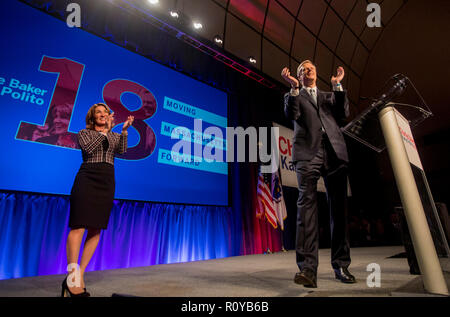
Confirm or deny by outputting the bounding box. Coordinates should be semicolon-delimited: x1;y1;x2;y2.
170;11;179;18
193;22;203;30
214;35;223;45
249;57;257;64
148;0;159;5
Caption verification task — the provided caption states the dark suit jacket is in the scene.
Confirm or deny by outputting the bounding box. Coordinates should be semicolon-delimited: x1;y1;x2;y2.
284;88;350;163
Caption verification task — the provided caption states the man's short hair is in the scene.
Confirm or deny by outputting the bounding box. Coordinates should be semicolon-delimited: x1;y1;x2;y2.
297;60;314;77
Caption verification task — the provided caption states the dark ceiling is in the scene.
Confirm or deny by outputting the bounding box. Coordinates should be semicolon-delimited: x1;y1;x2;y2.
135;0;408;111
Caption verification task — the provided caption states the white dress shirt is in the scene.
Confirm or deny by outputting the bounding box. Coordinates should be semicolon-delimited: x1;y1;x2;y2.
290;83;343;97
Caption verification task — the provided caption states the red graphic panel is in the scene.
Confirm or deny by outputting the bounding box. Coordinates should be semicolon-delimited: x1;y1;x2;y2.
16;56;83;149
103;79;157;159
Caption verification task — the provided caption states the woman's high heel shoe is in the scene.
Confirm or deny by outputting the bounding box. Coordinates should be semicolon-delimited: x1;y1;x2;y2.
61;277;90;297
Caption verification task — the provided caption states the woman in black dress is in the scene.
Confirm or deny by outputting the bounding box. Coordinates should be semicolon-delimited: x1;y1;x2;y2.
62;103;134;297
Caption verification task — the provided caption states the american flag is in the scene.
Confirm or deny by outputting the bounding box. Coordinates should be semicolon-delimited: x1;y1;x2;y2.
256;170;278;228
271;170;287;230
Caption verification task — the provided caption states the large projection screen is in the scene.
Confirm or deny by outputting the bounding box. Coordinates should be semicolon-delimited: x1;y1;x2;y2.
0;1;228;205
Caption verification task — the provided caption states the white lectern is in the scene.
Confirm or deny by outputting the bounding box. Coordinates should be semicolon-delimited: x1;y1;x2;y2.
378;105;448;295
343;82;448;295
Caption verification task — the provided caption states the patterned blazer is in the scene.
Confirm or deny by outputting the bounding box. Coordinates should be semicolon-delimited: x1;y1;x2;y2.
77;129;127;165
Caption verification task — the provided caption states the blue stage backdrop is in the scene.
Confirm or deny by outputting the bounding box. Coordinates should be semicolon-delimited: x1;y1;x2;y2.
0;0;228;205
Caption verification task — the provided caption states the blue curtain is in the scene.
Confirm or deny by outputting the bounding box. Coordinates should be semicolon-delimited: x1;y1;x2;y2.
0;192;240;280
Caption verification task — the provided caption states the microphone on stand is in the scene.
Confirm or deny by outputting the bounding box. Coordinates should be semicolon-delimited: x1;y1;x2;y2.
370;73;408;110
349;74;408;135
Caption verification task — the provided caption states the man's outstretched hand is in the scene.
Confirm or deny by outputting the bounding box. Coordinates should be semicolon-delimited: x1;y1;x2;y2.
281;67;300;88
331;66;345;85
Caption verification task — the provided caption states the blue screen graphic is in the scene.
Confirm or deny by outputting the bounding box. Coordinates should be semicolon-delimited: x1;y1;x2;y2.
0;1;228;205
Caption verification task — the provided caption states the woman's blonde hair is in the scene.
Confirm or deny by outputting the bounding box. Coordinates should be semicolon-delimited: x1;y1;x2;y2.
85;103;111;130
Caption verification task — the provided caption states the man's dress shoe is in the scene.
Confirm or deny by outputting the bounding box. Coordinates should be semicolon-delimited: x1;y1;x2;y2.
294;268;317;288
334;267;356;283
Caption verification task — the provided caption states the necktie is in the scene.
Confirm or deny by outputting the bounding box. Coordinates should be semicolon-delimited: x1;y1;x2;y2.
309;88;317;105
309;88;325;132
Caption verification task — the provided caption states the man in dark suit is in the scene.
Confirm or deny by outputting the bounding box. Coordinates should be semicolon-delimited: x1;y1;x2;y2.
281;60;356;288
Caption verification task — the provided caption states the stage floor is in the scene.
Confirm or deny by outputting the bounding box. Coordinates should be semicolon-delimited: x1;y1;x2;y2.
0;246;448;297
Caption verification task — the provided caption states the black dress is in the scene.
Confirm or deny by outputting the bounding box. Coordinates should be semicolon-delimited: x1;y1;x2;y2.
69;162;115;229
69;129;127;229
